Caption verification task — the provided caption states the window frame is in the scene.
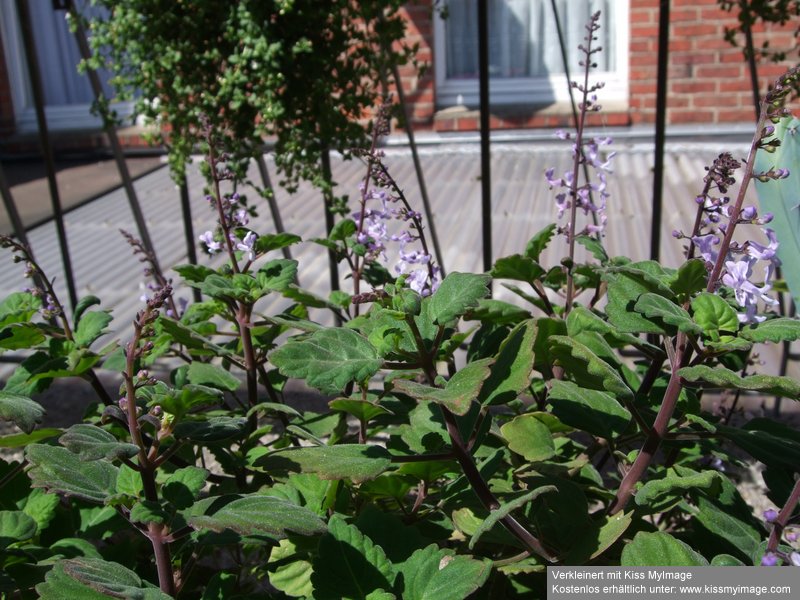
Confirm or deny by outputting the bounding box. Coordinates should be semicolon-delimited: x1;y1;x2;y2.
433;0;629;108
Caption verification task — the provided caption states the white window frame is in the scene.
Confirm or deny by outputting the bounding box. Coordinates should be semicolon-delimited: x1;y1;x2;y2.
433;0;629;108
0;2;135;134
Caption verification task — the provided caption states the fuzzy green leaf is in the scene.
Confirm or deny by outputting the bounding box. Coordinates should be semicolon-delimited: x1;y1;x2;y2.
669;259;708;300
466;299;531;325
548;380;631;439
739;317;800;343
393;359;492;416
0;291;41;327
500;414;555;462
173;416;248;443
621;532;708;566
74;311;113;347
469;487;556;549
270;328;382;394
187;362;241;391
0;323;46;350
691;293;739;336
524;224;557;261
478;319;537;406
603;263;675;334
188;494;327;538
311;514;395;600
329;398;393;422
0;391;44;434
253;445;392;484
427;272;491;325
257;258;298;293
491;254;544;283
565;511;633;563
549;336;633;400
254;232;302;254
636;469;722;507
0;428;60;448
400;544;492;600
25;444;118;503
59;424;139;461
268;538;315;597
679;365;800;398
36;558;171;600
634;292;702;334
0;510;37;550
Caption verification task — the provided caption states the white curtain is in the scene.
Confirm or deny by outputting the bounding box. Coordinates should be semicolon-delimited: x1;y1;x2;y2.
445;0;615;80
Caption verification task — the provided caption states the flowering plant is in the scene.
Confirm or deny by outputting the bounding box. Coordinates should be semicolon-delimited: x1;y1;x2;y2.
1;11;800;599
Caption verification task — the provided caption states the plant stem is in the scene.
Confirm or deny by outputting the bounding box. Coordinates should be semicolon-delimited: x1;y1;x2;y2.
767;478;800;553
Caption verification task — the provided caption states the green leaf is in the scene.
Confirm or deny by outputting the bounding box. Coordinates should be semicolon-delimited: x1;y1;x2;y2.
491;254;544;282
548;380;631;439
691;293;739;336
635;469;722;507
711;554;745;566
59;424;139;461
329;398;393;422
740;317;800;343
621;532;708;566
270;328;382;394
157;317;238;359
187;362;241;391
466;299;531;325
174;263;216;284
129;501;170;525
0;510;37;550
254;232;302;254
392;359;493;416
693;488;761;558
74;311;113;347
0;323;46;350
0;291;41;327
754;116;800;304
23;488;59;533
188;494;327;538
718;422;800;471
72;296;101;327
603;263;675;333
162;467;209;510
500;414;555;462
524;224;556;261
548;336;633;400
576;235;609;263
257;258;298;293
669;259;708;300
427;272;491;325
634;293;702;334
478;319;536;406
469;486;556;549
679;365;800;398
268;538;315;597
329;218;357;241
0;391;44;434
173;416;248;443
565;511;633;563
253;445;392;484
25;444;118;504
311;514;395;600
140;382;223;418
399;544;491;600
566;306;660;353
36;558;172;600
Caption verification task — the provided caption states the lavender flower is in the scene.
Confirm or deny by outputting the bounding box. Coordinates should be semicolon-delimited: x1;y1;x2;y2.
761;552;779;566
764;508;779;523
199;231;222;254
721;257;779;323
236;231;257;261
791;552;800;567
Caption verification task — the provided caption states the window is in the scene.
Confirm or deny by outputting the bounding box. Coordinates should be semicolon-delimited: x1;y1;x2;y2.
434;0;628;107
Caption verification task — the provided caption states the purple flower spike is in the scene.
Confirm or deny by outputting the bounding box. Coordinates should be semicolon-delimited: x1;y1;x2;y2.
761;552;779;566
764;509;779;523
236;231;257;261
199;231;221;254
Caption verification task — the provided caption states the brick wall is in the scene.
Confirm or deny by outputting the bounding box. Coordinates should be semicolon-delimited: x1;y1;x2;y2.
401;0;799;132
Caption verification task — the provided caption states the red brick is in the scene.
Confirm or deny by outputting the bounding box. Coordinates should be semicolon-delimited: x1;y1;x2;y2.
670;80;716;94
694;64;743;79
672;23;721;37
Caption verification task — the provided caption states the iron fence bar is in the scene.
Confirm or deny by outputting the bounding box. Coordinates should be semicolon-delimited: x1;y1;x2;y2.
255;154;292;261
0;161;31;248
16;0;78;310
178;173;201;303
65;4;163;278
477;0;492;280
390;62;446;278
649;0;671;262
